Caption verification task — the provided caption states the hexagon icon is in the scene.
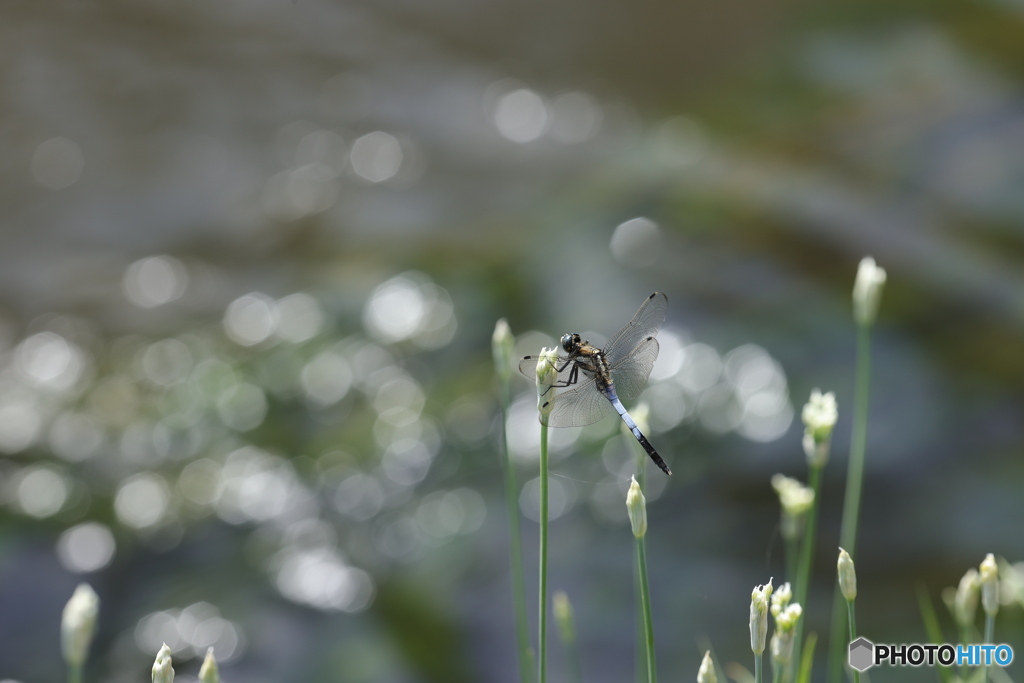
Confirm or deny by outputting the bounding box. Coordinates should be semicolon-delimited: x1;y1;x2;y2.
849;637;874;672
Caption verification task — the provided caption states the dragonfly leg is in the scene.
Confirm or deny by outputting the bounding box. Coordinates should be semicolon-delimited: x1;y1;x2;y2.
545;362;581;390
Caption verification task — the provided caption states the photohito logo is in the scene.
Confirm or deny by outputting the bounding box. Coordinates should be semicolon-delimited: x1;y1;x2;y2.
849;637;1014;672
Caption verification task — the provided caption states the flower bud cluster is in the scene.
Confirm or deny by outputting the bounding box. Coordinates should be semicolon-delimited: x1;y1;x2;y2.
801;389;837;468
749;579;774;655
770;603;803;666
771;475;814;541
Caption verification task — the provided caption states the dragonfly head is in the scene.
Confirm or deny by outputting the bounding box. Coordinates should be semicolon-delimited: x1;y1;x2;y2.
560;333;581;354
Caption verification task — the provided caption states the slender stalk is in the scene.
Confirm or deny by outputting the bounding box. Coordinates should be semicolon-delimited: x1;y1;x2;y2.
828;324;872;683
636;537;657;683
498;370;532;683
827;590;847;683
791;463;822;681
634;570;646;683
846;600;859;683
68;665;82;683
840;325;871;572
794;465;822;601
797;633;818;683
634;444;648;683
538;421;549;683
785;536;798;592
755;653;763;683
984;613;994;683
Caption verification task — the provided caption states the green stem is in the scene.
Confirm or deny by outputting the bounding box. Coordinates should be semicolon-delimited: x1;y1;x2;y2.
828;324;872;683
984;613;994;683
634;444;648;683
795;465;823;602
846;600;859;683
538;421;549;683
755;653;763;683
840;324;871;580
791;464;823;681
68;664;82;683
499;373;532;683
785;535;798;591
634;572;646;683
636;537;657;683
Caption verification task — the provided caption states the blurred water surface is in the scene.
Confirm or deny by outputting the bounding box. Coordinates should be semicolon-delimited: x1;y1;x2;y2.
2;1;1024;681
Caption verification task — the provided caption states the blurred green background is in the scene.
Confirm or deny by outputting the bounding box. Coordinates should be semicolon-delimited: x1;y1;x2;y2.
1;0;1024;681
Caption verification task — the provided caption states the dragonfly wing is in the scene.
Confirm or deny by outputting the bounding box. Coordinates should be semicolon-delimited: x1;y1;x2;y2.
604;292;668;365
542;375;616;428
519;354;574;386
609;337;660;402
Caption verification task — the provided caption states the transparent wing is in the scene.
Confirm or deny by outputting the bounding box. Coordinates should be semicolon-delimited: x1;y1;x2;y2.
518;354;574;389
603;292;668;365
610;337;660;402
541;375;616;428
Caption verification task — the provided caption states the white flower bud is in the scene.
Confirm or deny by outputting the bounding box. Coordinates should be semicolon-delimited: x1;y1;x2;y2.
492;319;514;380
536;347;560;416
152;643;175;683
980;553;999;617
749;579;773;655
553;591;575;644
697;650;717;683
801;389;837;468
770;604;802;667
770;582;792;617
775;603;802;631
954;568;980;627
838;547;857;602
626;476;647;539
61;583;99;669
198;647;220;683
771;475;814;517
771;475;814;541
802;389;837;441
853;257;886;326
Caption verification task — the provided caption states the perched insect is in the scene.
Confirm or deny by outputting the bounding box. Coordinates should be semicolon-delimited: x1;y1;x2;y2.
519;292;670;475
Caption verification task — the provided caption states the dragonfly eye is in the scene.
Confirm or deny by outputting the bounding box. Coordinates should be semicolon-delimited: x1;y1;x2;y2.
560;333;574;352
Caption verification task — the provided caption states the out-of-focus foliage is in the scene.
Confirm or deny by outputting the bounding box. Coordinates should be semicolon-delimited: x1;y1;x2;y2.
2;0;1024;682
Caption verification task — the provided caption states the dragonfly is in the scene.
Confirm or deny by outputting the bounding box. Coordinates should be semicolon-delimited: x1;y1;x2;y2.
519;292;671;475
